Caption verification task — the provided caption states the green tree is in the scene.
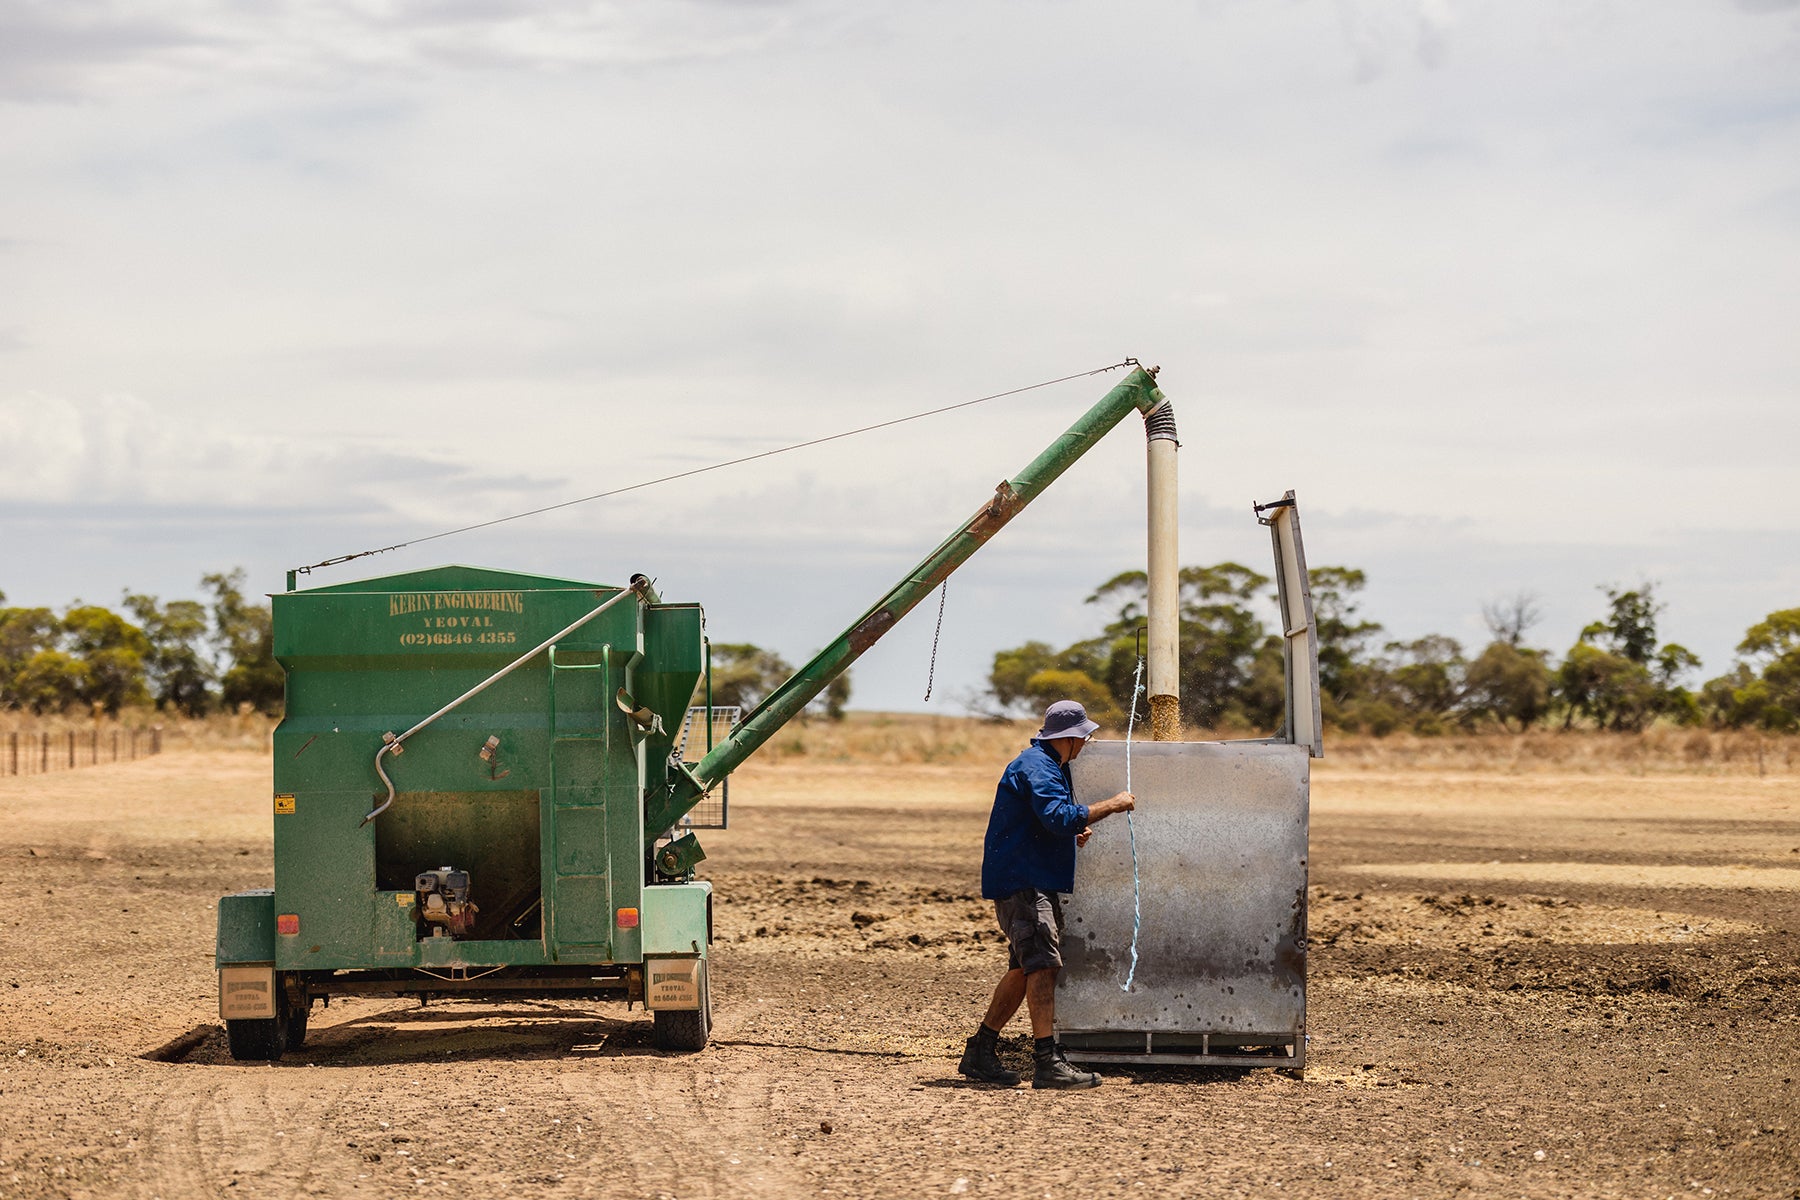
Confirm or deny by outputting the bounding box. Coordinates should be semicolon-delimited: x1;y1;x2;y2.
1017;666;1124;727
990;561;1394;736
1703;609;1800;731
124;592;215;715
990;641;1063;715
1177;563;1278;729
1556;642;1656;731
1085;562;1277;729
988;637;1115;721
807;671;853;721
1462;641;1551;731
1585;586;1661;665
203;570;284;714
1559;583;1700;730
1652;643;1703;724
1309;566;1383;708
61;604;151;713
11;649;89;713
705;642;794;711
1699;664;1761;728
0;601;62;709
1381;634;1465;732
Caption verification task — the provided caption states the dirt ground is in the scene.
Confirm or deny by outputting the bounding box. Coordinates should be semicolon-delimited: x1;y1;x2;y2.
1;746;1797;1199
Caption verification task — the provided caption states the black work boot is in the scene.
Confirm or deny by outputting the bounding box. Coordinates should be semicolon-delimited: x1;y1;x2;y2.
1032;1037;1101;1090
957;1025;1020;1087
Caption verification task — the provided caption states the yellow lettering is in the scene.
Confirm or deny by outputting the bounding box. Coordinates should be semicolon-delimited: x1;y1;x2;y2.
390;590;525;619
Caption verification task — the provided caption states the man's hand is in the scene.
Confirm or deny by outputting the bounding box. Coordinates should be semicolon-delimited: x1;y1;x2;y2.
1076;826;1092;848
1085;791;1135;823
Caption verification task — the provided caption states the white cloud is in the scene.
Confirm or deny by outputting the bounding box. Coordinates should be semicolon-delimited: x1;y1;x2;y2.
2;0;1798;707
0;1;842;101
0;389;562;517
1333;0;1458;80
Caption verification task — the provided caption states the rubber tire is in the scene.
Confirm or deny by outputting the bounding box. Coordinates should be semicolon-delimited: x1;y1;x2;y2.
226;1010;287;1062
285;1000;308;1049
652;963;711;1053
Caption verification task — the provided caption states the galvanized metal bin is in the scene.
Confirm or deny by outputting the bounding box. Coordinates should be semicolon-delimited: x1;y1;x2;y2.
1059;740;1309;1068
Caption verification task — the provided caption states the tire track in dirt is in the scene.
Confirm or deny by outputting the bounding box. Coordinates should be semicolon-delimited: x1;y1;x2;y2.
549;990;816;1199
135;1067;360;1198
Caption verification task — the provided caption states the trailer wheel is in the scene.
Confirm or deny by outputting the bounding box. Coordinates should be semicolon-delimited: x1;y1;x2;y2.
226;1012;286;1062
285;998;309;1049
652;962;711;1053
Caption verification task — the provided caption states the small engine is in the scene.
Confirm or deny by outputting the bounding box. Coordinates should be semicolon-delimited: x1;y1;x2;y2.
415;866;478;937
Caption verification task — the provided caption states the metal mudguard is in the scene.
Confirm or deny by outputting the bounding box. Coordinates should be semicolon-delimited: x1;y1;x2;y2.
216;889;276;967
641;881;711;958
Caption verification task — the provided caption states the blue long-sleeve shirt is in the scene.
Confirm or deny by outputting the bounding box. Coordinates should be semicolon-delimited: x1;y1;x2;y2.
980;740;1091;899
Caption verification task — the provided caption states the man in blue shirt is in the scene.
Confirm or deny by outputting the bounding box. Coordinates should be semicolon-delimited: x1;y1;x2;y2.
959;700;1135;1090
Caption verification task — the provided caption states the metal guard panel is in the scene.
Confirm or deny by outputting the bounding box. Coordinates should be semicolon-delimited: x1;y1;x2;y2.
1059;741;1308;1038
642;881;712;958
216;890;275;966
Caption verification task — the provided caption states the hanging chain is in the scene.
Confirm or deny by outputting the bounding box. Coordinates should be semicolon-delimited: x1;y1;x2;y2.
922;579;949;701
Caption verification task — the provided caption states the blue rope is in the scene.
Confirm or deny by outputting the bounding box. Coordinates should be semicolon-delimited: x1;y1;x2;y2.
1121;658;1145;992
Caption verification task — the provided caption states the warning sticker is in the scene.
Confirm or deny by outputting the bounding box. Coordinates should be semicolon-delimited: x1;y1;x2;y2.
396;893;412;907
274;794;295;815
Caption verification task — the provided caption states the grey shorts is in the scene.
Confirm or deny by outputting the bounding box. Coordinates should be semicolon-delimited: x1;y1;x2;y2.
994;888;1065;974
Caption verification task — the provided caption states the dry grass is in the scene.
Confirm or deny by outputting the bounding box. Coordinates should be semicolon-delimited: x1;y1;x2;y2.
0;709;275;757
3;707;1794;777
766;713;1799;777
758;711;1035;765
1318;725;1799;777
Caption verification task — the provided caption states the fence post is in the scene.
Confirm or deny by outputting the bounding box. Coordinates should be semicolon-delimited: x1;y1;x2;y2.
112;729;119;762
152;726;163;756
8;732;15;776
41;732;48;772
67;731;75;769
90;728;97;765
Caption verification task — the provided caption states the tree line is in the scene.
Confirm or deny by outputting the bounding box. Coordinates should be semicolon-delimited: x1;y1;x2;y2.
0;570;282;716
0;574;852;721
7;561;1792;733
985;564;1800;735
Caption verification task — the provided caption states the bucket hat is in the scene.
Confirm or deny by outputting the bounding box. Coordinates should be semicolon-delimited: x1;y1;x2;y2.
1036;699;1099;742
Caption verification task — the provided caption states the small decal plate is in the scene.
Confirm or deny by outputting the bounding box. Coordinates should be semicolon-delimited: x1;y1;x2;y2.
646;958;701;1010
274;794;295;815
220;966;277;1020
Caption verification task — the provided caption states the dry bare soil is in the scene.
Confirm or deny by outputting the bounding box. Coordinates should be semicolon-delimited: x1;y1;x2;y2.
1;742;1798;1199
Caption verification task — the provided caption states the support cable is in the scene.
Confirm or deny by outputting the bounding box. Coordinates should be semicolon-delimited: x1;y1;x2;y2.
294;359;1139;578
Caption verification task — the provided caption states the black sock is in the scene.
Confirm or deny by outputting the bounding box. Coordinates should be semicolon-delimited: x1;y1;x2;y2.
1034;1036;1057;1060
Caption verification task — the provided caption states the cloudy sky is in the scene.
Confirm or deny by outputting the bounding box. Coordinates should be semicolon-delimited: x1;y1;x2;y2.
2;0;1797;713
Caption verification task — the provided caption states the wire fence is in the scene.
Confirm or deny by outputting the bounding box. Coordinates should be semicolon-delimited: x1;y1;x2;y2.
2;726;163;777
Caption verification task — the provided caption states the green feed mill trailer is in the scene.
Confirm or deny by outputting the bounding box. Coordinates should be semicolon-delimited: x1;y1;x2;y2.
215;365;1177;1060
